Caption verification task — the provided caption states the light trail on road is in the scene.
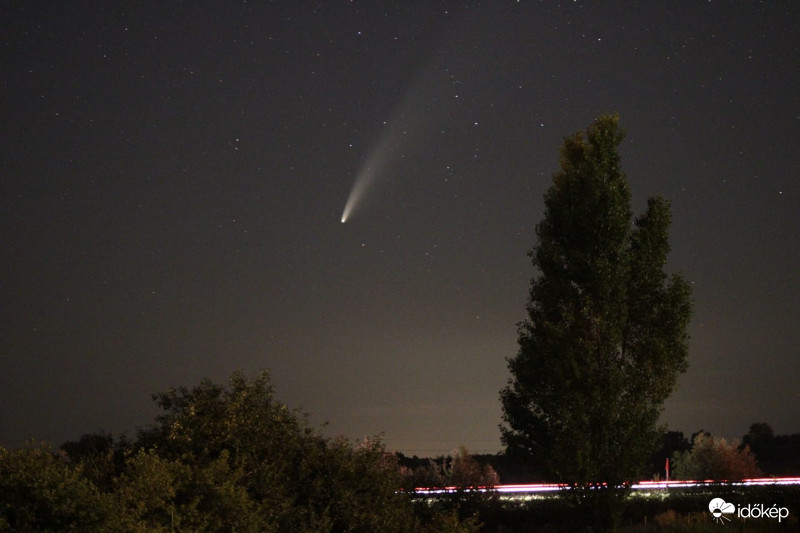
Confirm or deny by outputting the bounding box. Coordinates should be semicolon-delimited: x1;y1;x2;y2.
413;477;800;497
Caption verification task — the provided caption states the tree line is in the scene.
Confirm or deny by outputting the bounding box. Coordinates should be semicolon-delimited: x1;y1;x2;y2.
0;370;482;532
397;424;800;487
655;424;800;480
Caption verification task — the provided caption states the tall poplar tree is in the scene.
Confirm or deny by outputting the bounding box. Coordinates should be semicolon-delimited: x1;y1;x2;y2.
500;115;692;524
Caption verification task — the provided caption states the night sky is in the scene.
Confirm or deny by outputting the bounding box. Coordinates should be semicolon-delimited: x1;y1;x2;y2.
2;2;798;456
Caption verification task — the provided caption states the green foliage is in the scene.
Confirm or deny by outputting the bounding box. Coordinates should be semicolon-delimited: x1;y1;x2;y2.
133;369;425;531
500;115;693;528
113;448;263;532
292;436;422;532
401;446;499;491
59;432;121;493
0;442;112;532
1;371;480;531
424;510;482;533
672;433;762;481
135;369;309;525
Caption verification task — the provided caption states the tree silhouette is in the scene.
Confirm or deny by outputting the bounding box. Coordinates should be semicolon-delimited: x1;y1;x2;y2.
500;115;693;529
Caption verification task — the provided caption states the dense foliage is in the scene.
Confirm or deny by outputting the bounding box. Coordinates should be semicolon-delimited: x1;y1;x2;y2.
0;443;112;532
0;370;479;532
500;115;693;528
672;432;762;481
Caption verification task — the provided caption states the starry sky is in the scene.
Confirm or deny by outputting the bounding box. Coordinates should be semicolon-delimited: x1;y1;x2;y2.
2;2;798;456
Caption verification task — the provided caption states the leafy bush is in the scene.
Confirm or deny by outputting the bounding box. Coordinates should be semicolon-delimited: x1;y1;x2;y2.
672;433;762;481
2;370;481;532
0;442;112;532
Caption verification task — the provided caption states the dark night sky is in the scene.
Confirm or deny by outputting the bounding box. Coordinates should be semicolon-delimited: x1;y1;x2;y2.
2;2;798;456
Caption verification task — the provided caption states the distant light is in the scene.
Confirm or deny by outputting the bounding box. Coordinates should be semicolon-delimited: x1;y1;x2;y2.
412;477;800;497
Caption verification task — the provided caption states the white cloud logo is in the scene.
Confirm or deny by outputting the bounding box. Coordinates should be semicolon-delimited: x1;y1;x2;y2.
709;498;736;524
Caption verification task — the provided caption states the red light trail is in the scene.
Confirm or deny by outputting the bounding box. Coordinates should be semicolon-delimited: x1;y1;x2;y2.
413;477;800;497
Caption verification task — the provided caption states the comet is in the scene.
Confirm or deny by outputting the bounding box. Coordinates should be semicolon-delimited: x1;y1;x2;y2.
339;47;444;224
340;154;383;224
340;164;375;224
339;21;466;224
340;116;411;224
